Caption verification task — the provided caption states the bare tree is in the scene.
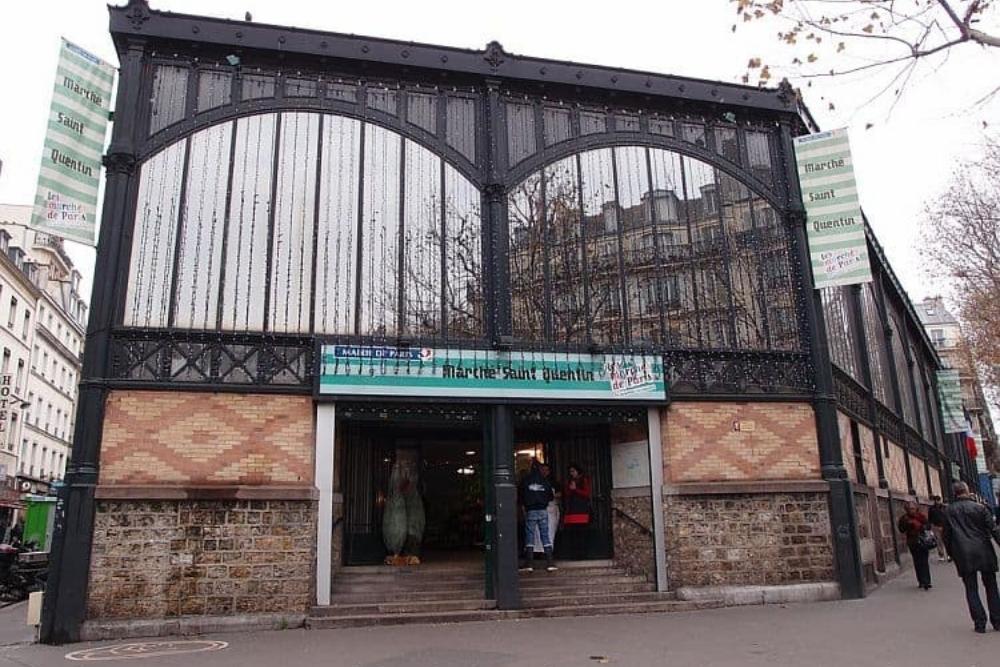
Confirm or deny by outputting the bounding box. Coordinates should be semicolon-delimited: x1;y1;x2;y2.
733;0;1000;111
920;137;1000;416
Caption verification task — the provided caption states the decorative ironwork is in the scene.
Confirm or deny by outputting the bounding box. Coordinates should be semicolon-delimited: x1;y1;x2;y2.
876;401;904;444
123;0;150;30
662;349;812;395
109;329;313;390
337;402;482;423
833;366;871;425
483;41;506;70
514;406;646;423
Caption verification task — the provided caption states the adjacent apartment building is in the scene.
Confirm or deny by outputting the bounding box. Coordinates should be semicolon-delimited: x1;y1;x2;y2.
917;296;999;476
0;204;87;525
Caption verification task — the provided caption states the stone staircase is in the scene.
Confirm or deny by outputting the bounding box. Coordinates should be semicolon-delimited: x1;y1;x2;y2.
308;560;722;629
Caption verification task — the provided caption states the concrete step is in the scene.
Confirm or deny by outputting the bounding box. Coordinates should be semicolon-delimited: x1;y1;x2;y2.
519;580;655;594
519;598;724;619
338;565;484;576
306;598;724;630
311;598;497;616
329;589;490;604
334;573;484;585
520;591;672;608
331;576;644;595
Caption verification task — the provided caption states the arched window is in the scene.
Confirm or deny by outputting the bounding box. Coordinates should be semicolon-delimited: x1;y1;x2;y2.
123;112;483;340
508;146;801;352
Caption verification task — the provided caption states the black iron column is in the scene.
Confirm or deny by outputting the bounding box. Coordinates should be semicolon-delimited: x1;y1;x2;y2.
848;283;897;568
779;122;865;600
40;37;147;644
482;78;520;609
487;405;520;609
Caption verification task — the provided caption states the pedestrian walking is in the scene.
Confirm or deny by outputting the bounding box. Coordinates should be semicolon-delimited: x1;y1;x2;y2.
943;481;1000;633
898;501;933;590
928;496;951;563
519;459;557;573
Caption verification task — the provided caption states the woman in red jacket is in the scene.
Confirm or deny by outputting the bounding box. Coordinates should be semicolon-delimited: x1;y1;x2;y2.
898;501;933;590
563;464;592;526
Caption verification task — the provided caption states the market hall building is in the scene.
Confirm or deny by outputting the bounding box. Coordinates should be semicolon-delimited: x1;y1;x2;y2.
41;0;977;643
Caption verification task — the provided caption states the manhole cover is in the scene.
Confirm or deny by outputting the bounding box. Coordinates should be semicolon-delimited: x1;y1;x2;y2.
65;640;229;661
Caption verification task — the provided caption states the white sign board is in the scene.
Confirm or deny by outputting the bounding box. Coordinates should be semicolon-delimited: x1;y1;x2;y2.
611;440;650;489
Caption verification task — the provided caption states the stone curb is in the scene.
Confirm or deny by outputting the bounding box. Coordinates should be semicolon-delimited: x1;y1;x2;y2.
79;613;306;642
674;582;841;606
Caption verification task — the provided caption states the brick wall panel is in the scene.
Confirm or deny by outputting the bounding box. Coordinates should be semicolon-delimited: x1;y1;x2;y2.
663;402;820;483
885;441;909;493
100;391;314;485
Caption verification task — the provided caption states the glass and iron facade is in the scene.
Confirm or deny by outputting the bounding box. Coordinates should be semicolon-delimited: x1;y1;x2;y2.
39;0;974;643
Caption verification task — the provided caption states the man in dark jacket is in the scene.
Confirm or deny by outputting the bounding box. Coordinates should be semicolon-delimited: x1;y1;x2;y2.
519;459;557;573
944;482;1000;633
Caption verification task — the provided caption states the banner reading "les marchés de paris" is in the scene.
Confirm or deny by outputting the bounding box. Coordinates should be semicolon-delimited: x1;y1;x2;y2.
30;39;115;247
793;128;873;289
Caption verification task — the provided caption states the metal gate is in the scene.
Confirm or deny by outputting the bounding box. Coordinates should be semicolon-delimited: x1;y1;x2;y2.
515;417;615;561
342;423;395;566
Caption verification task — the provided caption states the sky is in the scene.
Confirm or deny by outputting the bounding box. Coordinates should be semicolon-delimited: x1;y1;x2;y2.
0;0;997;309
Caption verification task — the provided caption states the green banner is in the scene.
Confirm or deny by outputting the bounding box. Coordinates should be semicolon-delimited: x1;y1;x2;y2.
318;346;667;402
937;369;965;433
793;128;873;289
30;39;115;246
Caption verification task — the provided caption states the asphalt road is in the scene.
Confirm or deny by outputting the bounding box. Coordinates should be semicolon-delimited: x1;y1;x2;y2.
1;558;997;666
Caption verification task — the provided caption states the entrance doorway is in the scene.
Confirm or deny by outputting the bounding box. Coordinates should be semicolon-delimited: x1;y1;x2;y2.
341;421;484;566
514;420;614;561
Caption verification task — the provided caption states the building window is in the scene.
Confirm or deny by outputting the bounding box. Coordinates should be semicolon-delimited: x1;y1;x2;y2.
1;348;9;375
930;328;945;346
7;297;16;329
31;345;38;369
21;312;29;340
41;351;48;378
15;359;24;395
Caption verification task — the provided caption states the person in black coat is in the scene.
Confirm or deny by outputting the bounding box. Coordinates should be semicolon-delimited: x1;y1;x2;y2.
943;481;1000;633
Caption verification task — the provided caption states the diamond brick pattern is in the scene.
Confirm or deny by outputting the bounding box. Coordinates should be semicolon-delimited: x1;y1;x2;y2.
100;391;314;485
662;402;820;483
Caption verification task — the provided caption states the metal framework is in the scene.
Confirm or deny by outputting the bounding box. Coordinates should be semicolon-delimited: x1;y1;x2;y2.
39;0;969;643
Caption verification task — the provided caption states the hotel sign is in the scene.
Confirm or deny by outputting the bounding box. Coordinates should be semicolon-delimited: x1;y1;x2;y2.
317;346;666;402
793;128;873;289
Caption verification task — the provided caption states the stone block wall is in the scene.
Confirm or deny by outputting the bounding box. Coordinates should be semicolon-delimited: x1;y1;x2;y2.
877;495;898;567
663;492;834;588
663;402;819;483
611;494;655;581
100;391;314;485
853;491;877;581
87;500;316;620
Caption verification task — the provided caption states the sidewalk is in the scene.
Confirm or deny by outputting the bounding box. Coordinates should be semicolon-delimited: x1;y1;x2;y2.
2;558;997;666
0;603;33;648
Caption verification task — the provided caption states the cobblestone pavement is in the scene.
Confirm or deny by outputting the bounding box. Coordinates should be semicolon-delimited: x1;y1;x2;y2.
2;558;998;667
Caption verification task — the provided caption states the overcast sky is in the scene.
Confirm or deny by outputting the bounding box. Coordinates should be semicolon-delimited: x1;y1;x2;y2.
0;0;997;308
